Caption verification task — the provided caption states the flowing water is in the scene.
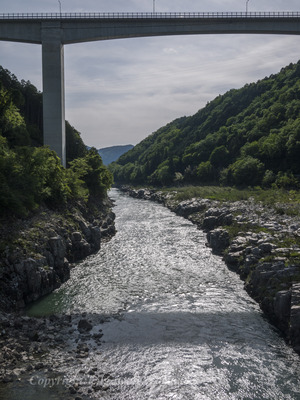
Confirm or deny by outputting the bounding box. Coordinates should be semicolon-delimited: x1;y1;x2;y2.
24;189;300;399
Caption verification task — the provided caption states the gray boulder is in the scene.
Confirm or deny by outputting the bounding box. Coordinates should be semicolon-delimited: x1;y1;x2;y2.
207;228;230;255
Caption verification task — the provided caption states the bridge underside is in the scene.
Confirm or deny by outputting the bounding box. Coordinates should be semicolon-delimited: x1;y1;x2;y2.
63;18;300;43
1;15;300;166
1;17;300;44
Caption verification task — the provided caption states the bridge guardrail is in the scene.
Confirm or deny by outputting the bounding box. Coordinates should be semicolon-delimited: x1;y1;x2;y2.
0;11;300;20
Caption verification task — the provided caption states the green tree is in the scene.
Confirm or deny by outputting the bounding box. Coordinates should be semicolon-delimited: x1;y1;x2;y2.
149;164;172;186
240;141;260;158
69;148;113;198
66;121;88;165
285;120;300;174
262;170;276;188
274;171;299;189
196;161;215;183
209;145;230;168
230;156;265;187
259;132;285;161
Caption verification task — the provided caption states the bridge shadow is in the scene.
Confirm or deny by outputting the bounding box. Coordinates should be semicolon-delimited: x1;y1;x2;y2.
67;309;281;352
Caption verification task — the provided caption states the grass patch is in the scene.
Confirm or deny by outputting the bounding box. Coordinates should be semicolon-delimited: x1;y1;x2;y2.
159;185;300;208
223;222;273;241
162;186;250;202
274;235;300;249
260;255;277;263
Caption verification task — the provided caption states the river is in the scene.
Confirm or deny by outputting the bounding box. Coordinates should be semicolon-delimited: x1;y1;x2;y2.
21;189;300;398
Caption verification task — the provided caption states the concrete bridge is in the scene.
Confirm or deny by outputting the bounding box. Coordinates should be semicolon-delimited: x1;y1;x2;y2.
1;11;300;166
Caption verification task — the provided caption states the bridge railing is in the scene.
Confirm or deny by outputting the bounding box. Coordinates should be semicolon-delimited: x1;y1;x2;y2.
0;11;300;20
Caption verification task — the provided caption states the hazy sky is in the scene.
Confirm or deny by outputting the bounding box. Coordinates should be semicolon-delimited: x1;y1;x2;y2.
1;0;300;148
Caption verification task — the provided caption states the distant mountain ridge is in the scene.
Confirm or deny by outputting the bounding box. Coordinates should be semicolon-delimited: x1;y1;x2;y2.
97;144;134;165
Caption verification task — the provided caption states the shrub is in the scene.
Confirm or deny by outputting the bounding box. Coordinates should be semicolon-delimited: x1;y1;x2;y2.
262;170;276;188
69;148;113;198
149;165;172;186
230;156;265;187
196;161;215;183
209;145;230;168
274;171;299;189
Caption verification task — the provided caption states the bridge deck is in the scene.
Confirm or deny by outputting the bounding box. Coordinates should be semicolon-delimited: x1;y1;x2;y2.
0;11;300;20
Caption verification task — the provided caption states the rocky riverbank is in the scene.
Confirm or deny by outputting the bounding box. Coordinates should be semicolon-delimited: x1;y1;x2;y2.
0;195;116;311
120;186;300;355
0;311;114;399
0;195;116;398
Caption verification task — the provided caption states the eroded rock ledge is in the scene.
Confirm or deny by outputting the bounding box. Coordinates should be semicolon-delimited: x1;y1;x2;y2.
120;186;300;355
0;196;116;311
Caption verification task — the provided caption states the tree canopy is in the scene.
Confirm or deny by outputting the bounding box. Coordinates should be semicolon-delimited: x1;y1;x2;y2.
0;66;113;217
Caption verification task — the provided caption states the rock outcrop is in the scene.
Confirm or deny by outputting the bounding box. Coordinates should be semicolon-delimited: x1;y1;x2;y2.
0;197;116;311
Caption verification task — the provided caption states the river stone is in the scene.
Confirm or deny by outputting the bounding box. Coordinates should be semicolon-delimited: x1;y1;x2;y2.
34;362;44;370
175;199;208;216
91;225;101;246
79;220;92;240
72;232;82;243
78;319;93;332
258;242;274;254
207;228;230;255
251;247;262;258
202;216;218;231
48;236;65;258
274;290;291;331
69;386;77;394
225;250;244;269
24;259;42;293
289;283;300;349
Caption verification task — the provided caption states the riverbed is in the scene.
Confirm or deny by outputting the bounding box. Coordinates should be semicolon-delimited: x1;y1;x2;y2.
6;188;300;399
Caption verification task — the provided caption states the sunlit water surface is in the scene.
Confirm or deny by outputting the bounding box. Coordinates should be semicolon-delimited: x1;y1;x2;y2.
25;189;300;399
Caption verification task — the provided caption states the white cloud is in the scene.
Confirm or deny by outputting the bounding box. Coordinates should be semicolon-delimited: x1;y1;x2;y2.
163;48;178;55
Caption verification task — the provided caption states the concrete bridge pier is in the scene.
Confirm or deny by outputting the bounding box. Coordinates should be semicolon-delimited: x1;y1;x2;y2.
42;22;66;167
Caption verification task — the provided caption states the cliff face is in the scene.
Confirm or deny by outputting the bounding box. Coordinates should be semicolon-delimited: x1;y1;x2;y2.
0;196;115;311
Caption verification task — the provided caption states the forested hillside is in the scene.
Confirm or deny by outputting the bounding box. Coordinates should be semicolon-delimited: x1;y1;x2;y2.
0;66;113;217
110;60;300;189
